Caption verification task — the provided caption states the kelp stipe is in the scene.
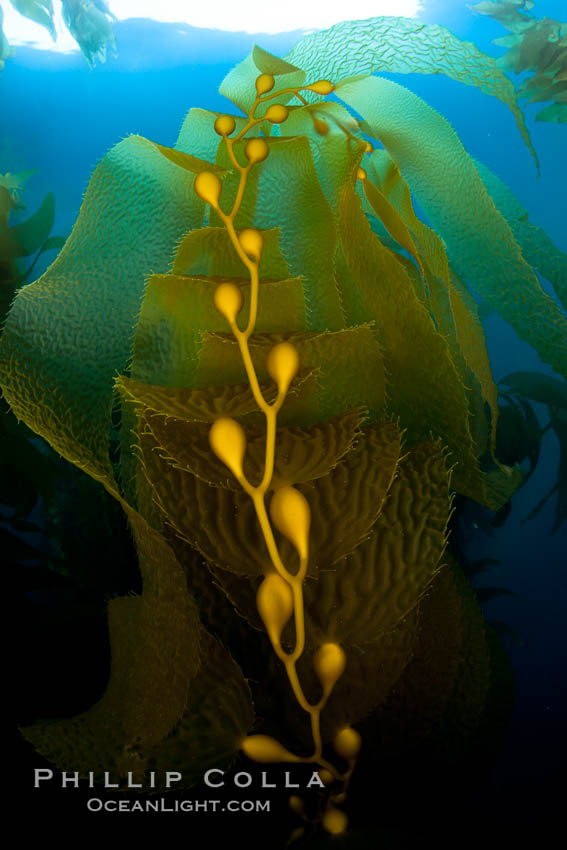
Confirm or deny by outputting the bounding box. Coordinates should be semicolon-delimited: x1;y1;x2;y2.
2;15;567;841
192;74;366;830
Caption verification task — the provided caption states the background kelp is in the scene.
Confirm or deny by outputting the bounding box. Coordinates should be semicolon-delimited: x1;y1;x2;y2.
472;0;567;123
0;6;12;71
283;15;539;165
499;371;567;530
1;168;68;584
0;168;66;319
2;0;116;69
2;14;566;840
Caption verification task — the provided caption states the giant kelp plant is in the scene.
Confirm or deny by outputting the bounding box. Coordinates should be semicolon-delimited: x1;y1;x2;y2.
2;15;567;841
472;0;567;123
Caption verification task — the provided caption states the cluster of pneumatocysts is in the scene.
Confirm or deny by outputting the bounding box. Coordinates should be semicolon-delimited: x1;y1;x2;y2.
193;72;362;835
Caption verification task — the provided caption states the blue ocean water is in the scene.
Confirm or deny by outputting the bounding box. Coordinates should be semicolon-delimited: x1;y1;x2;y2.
3;0;566;840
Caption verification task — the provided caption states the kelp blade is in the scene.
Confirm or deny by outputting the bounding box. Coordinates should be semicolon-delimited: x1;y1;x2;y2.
283;16;537;167
337;75;567;380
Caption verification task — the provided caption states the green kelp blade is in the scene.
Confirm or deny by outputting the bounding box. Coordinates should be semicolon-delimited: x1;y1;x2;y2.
470;1;534;32
219;45;305;117
208;566;264;633
536;102;567;122
281;101;366;211
0;135;208;490
119;368;320;510
0;7;11;69
373;560;491;761
474;158;567;311
0;192;54;259
520;76;567;106
116;369;316;424
113;506;201;746
172;226;290;279
32;234;66;259
500;373;567;531
281;421;402;572
366;147;499;454
313;611;419;737
360;175;425;286
167;536;261;643
425;271;499;458
150;142;226;178
495;396;541;472
337;184;487;503
130;272;307;388
175;108;270;166
211;134;345;331
0;167;38;196
16;236;67;287
22;506;202;778
9;1;56;41
139;420;400;578
475;586;520;603
22;597;139;776
500;371;567;409
303;440;451;646
140;631;254;792
61;0;115;68
337;76;567;380
365;150;449;282
138;424;274;576
283;16;537;168
195;325;386;425
0;184;15;218
340;183;522;505
141;407;363;491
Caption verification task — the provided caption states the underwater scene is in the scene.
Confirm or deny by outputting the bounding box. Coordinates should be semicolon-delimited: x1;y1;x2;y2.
2;0;566;845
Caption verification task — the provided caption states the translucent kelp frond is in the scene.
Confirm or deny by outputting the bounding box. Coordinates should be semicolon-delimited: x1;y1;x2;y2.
130;272;307;388
471;1;536;32
337;75;567;380
8;0;56;41
534;102;567;123
0;7;14;71
0;135;210;489
0;169;66;325
220;44;305;116
283;16;537;167
472;1;567;123
175;108;271;164
500;371;567;531
3;0;116;70
338;182;522;508
0;192;54;257
474;158;567;311
362;150;500;460
211;135;346;332
62;0;116;67
140;408;363;492
0;168;38;202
